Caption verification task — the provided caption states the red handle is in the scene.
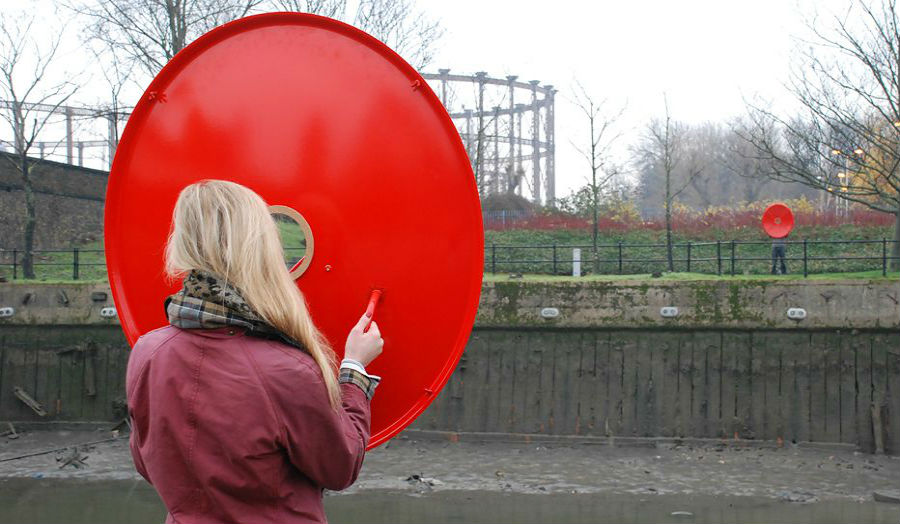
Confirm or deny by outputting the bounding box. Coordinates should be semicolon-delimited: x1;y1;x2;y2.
288;256;306;273
364;289;382;332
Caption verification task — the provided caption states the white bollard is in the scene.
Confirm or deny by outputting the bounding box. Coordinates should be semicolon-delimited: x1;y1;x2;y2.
572;248;581;277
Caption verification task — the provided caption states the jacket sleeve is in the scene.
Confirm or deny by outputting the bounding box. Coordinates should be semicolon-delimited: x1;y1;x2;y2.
263;354;371;491
125;336;152;485
128;417;152;484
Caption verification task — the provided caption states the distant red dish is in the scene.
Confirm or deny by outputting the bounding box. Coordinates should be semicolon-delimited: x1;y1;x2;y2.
104;13;483;449
761;203;794;239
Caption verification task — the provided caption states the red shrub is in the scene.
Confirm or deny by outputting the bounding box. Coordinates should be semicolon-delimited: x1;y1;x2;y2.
485;205;894;233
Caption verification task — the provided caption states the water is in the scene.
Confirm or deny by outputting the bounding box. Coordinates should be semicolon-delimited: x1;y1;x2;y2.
0;478;898;524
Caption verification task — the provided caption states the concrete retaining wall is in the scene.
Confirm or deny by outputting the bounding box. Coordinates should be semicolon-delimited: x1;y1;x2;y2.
4;279;899;329
478;279;900;330
0;153;107;249
411;328;900;453
0;326;129;423
1;279;899;452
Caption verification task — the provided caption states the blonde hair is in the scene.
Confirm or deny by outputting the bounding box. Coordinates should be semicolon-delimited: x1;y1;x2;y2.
164;179;340;408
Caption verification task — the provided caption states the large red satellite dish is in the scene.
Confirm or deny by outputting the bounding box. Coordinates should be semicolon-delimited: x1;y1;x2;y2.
761;203;794;239
104;13;484;448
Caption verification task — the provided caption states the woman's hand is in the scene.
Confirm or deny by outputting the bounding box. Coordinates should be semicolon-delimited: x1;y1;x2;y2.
344;312;384;367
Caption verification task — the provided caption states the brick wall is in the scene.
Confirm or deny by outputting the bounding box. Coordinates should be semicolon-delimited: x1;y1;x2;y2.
0;152;107;248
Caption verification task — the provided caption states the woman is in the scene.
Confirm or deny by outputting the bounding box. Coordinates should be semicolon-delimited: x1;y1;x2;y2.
126;180;383;523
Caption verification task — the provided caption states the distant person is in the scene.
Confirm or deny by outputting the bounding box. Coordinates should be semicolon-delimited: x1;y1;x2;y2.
126;180;384;523
771;237;787;275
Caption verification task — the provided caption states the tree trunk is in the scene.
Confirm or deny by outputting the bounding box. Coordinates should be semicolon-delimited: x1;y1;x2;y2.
665;168;674;272
592;185;599;272
892;206;900;271
665;199;674;272
21;153;35;279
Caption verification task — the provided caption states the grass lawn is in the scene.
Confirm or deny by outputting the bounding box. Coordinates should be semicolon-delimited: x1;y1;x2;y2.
2;221;896;282
6;267;895;285
0;241;107;281
485;224;898;275
0;220;307;282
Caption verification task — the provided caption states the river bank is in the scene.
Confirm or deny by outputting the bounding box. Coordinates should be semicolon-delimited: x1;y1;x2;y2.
3;429;900;523
2;429;900;501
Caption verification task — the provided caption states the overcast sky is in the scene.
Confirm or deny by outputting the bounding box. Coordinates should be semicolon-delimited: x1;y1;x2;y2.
7;0;847;199
424;0;821;197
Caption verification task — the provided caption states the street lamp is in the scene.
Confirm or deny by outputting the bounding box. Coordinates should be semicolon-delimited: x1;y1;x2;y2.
829;148;862;216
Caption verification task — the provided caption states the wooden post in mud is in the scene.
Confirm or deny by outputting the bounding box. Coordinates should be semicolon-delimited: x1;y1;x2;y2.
872;403;885;455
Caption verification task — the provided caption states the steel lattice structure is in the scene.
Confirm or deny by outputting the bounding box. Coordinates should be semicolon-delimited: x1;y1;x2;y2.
0;100;126;169
0;70;556;205
423;70;556;206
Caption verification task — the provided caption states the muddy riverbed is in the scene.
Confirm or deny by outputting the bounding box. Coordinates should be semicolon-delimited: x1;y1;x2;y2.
1;429;900;523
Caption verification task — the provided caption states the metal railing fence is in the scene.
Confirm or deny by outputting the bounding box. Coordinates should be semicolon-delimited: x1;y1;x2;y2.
0;241;897;280
0;247;307;281
485;239;899;277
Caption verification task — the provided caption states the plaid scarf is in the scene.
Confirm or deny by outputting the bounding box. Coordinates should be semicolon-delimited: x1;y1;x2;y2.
166;270;380;400
165;269;307;352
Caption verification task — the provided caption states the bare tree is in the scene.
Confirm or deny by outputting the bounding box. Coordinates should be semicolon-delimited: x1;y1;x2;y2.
635;120;812;212
68;0;264;77
470;109;504;199
458;74;505;199
723;118;777;203
0;12;79;278
352;0;443;70
635;96;703;272
87;40;135;165
266;0;442;70
738;0;900;268
268;0;345;18
570;82;625;262
71;0;442;92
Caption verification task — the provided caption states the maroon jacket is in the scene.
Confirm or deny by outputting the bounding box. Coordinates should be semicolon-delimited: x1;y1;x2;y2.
126;325;371;523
